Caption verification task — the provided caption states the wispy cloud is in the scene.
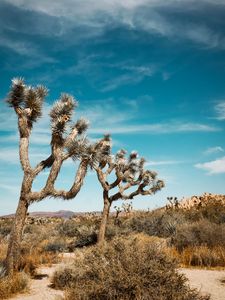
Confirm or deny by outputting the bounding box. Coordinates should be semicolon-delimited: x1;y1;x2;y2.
3;0;225;49
204;146;224;155
0;147;49;165
214;101;225;120
195;156;225;174
89;122;220;135
146;160;184;166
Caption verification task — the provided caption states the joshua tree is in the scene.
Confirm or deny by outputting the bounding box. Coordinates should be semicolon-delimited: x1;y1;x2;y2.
122;202;133;215
4;78;90;275
93;135;165;244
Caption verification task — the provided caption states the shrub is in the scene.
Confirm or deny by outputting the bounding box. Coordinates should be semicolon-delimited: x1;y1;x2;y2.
172;219;225;251
57;220;78;238
44;242;66;253
180;246;225;267
67;225;97;250
128;210;186;238
52;234;209;300
0;220;12;237
0;272;29;299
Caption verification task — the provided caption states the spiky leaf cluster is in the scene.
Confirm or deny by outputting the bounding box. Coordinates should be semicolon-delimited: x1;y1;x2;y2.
50;94;77;135
7;78;25;108
73;118;89;135
7;78;48;125
68;138;89;161
24;86;48;122
84;135;112;169
114;150;143;182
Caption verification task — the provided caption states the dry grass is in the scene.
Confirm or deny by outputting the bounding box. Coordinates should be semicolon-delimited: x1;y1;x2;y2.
179;246;225;268
0;272;29;299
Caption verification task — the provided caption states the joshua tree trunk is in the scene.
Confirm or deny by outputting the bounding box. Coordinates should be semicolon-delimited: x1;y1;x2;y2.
5;195;28;275
5;173;32;275
97;191;111;245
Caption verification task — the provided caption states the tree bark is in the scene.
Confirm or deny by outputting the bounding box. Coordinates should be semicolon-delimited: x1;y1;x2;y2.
4;195;29;275
97;190;111;245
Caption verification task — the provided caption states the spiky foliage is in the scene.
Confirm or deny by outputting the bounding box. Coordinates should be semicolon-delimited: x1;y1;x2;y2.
84;135;112;170
74;118;89;134
7;78;25;108
50;94;77;136
24;86;48;122
67;137;89;160
7;79;48;125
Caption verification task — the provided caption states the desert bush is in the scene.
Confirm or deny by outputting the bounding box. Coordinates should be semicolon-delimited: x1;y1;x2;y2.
200;204;225;224
67;225;97;250
182;203;225;224
0;241;8;262
0;272;29;299
172;219;225;251
128;209;186;238
52;234;209;300
0;220;12;237
180;246;225;267
57;220;78;238
44;242;66;253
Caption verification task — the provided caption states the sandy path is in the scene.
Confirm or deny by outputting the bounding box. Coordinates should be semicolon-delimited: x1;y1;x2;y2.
180;268;225;300
11;264;64;300
9;253;77;300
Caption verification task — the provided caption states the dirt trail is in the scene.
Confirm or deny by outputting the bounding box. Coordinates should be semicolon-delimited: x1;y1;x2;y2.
10;253;76;300
180;268;225;300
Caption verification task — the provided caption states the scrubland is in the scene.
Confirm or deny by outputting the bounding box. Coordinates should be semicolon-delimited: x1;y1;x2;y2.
1;199;225;299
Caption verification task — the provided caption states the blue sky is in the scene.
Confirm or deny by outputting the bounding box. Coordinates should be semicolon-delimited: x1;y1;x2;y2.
1;0;225;215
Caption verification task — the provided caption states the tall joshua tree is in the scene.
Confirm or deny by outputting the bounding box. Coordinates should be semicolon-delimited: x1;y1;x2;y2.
4;78;90;275
93;135;165;244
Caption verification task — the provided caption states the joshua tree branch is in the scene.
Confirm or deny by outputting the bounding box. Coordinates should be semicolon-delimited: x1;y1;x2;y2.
17;112;32;173
33;155;54;176
29;159;88;202
49;159;88;200
96;167;109;191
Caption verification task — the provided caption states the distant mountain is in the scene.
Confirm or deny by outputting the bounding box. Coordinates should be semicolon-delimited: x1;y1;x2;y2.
1;210;76;219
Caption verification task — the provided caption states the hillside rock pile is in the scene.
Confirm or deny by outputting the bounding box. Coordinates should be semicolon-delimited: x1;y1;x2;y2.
167;193;225;210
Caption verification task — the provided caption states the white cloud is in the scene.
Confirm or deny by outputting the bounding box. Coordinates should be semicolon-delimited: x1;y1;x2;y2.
215;101;225;120
204;146;224;155
195;156;225;174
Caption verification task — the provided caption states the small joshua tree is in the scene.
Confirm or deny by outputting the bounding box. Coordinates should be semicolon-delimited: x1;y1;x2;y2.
4;78;90;275
92;135;165;244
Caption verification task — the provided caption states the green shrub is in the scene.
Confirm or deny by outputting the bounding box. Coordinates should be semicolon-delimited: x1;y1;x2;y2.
52;235;210;300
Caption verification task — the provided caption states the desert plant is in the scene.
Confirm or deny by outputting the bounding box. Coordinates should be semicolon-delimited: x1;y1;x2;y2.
180;246;225;267
0;272;29;299
57;220;79;238
92;137;164;244
52;234;209;300
4;78;92;275
172;219;225;251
